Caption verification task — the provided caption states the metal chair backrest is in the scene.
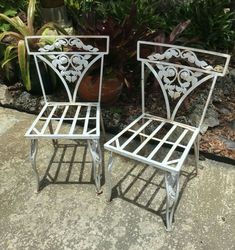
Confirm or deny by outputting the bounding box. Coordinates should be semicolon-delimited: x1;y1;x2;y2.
137;41;230;129
25;35;109;103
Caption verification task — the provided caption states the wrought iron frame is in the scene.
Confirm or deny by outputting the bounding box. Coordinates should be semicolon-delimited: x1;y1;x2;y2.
104;41;230;230
25;35;109;193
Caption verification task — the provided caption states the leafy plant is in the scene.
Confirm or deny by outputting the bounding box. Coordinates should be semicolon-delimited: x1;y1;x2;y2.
0;0;27;12
166;0;235;51
95;0;166;30
77;2;190;88
0;0;27;32
0;0;66;91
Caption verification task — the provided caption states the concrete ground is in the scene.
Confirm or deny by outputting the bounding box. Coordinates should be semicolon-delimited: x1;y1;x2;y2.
0;107;234;250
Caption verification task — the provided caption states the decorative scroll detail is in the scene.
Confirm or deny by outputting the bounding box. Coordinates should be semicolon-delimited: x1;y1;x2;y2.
47;54;92;83
157;65;203;99
39;37;99;53
148;48;213;70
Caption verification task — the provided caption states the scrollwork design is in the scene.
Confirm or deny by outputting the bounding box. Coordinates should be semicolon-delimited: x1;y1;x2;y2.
156;65;203;99
48;54;92;83
39;37;99;52
148;48;213;70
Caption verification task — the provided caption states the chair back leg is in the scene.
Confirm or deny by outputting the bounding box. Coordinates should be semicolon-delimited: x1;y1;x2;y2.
30;139;40;193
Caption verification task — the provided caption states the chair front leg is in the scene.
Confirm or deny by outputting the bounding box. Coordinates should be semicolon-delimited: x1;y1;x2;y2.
88;139;102;194
45;109;58;148
30;139;40;193
165;172;180;231
48;119;58;148
106;152;114;202
100;112;106;139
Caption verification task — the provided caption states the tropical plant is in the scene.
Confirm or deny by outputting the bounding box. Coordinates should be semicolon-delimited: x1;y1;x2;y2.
77;3;190;88
95;0;166;30
165;0;235;51
0;0;66;91
66;0;169;33
40;0;65;8
0;0;27;32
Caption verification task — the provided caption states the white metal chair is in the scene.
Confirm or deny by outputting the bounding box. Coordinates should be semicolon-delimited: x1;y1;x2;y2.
25;35;109;194
104;41;230;230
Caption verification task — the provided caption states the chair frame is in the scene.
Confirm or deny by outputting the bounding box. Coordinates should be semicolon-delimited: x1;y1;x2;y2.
25;35;109;193
104;41;230;230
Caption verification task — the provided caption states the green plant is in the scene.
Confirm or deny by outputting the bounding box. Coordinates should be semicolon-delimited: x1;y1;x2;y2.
95;0;166;30
166;0;235;51
0;0;66;91
0;0;27;32
77;3;190;88
66;0;169;32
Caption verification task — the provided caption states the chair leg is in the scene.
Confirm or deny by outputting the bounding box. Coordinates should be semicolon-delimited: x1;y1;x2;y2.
100;112;106;139
30;139;40;193
165;172;180;231
88;139;102;194
48;121;58;148
193;136;199;175
106;152;114;202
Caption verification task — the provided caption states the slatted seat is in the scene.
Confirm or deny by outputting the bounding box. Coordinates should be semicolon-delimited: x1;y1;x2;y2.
25;36;109;193
105;114;199;173
25;102;100;139
104;41;230;231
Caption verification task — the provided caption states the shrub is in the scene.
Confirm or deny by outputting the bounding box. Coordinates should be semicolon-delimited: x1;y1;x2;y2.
0;0;27;32
165;0;235;51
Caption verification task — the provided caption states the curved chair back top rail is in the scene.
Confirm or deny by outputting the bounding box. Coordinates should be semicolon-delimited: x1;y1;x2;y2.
25;35;110;103
137;41;231;127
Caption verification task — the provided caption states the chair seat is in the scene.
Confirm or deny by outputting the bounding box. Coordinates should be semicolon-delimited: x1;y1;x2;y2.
25;102;100;140
104;113;200;173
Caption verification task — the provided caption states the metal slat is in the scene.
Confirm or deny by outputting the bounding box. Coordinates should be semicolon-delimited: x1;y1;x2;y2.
54;105;69;134
32;128;40;134
95;106;100;136
87;128;96;134
115;139;120;148
167;159;180;165
40;117;96;121
120;119;152;150
175;129;200;172
147;124;177;160
144;113;197;132
69;105;82;134
40;105;57;134
83;106;91;135
128;129;187;149
162;129;188;164
133;121;165;155
27;133;99;140
48;102;99;107
25;103;49;136
104;114;145;146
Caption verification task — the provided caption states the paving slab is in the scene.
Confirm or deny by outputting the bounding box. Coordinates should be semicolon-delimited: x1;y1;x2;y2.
0;107;234;250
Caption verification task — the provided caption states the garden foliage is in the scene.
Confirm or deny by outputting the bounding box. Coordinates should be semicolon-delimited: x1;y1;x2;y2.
164;0;235;51
0;0;234;93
